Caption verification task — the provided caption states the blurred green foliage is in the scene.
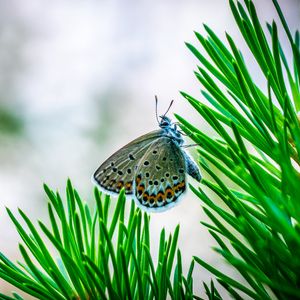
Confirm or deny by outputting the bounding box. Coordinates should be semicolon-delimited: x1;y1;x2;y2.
0;104;23;136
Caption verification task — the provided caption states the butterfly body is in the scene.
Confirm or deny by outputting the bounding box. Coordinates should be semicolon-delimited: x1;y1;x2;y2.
93;115;201;212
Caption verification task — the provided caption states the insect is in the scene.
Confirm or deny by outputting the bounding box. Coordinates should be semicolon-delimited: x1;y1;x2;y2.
92;97;201;212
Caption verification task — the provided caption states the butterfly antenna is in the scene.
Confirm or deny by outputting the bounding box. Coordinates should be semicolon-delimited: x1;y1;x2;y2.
162;100;174;117
155;95;160;124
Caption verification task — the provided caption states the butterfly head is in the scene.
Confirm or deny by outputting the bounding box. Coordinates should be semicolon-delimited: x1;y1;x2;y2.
158;115;183;146
159;115;172;129
155;97;184;145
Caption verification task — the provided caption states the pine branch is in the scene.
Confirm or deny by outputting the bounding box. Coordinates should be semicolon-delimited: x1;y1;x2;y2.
0;180;193;299
179;0;300;299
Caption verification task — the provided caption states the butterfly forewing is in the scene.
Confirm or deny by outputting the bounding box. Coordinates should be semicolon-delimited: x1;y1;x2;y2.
93;130;164;194
134;137;186;211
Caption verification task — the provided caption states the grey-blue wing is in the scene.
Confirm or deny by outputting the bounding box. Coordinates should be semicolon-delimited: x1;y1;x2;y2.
93;130;164;194
134;137;186;212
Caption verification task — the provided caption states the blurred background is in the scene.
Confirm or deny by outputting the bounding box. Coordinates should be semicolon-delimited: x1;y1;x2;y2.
0;0;299;298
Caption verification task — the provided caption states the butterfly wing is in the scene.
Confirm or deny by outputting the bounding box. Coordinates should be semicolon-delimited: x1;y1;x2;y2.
134;137;186;212
93;130;164;195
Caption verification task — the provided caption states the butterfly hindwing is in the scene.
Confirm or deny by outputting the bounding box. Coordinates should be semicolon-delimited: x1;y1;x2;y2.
93;130;164;195
134;137;186;211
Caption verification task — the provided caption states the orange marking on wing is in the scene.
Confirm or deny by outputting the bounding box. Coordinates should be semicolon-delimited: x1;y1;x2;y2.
165;187;175;199
179;181;185;188
137;184;145;195
117;181;124;189
174;181;186;193
156;192;165;203
142;192;149;202
148;195;156;203
125;181;132;191
136;175;142;185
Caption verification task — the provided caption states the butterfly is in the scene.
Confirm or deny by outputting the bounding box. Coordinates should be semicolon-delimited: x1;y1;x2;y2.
92;98;201;212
